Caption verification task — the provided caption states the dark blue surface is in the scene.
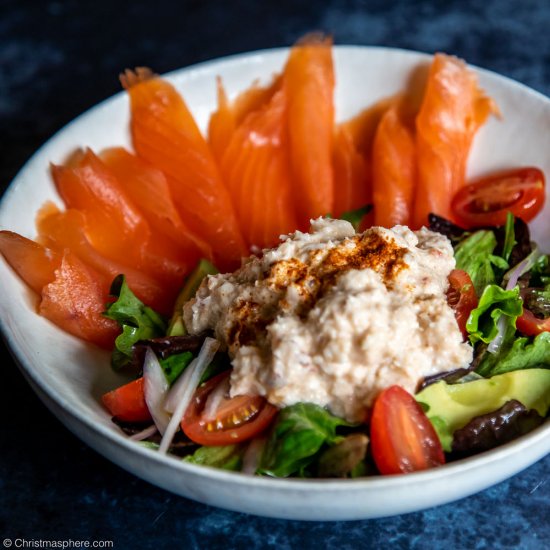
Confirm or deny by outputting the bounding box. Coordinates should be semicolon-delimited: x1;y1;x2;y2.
0;1;548;548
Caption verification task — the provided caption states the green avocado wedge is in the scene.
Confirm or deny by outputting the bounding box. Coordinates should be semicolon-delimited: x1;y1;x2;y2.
416;369;550;451
167;259;218;336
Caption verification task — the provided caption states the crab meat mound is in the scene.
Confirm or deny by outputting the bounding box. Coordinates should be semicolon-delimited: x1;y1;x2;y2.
183;217;472;422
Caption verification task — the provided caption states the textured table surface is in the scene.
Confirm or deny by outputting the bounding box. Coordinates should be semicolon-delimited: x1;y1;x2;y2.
0;1;548;548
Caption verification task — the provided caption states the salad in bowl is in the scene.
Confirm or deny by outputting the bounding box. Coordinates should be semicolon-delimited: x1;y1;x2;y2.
0;36;548;518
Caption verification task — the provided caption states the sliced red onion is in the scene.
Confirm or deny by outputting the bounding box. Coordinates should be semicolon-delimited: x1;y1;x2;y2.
487;315;508;354
143;347;171;435
203;375;230;420
129;424;158;441
163;337;218;414
159;337;220;454
241;436;266;475
504;246;541;290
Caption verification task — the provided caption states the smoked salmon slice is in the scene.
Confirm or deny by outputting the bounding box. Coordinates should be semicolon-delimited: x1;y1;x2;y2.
0;231;61;294
372;103;416;227
0;229;119;348
51;148;191;288
332;125;370;219
51;148;150;263
122;68;247;270
208;79;236;171
99;147;212;263
39;250;119;349
412;54;498;228
339;97;396;158
220;89;297;249
36;205;175;314
208;75;282;165
284;34;335;225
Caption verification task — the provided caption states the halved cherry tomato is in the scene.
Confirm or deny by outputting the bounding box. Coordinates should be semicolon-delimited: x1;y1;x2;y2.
446;269;478;339
516;308;550;336
102;378;151;423
181;372;278;446
451;167;545;228
370;385;445;475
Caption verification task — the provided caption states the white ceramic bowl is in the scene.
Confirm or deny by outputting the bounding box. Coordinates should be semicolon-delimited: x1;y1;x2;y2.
1;47;549;521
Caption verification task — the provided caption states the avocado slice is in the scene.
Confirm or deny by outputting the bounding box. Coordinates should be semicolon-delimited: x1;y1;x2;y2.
167;259;218;336
416;368;550;451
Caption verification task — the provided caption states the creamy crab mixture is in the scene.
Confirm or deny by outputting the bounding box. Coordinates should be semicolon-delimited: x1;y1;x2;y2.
183;218;472;422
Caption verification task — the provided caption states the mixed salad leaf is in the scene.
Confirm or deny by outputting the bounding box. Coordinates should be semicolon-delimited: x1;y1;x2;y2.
450;400;545;456
184;444;244;471
454;230;508;295
339;204;373;230
466;285;522;344
257;403;353;477
475;331;550;377
104;275;166;370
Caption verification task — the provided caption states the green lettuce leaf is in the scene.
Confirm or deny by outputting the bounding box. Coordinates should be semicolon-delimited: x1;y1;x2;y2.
159;351;230;386
183;444;243;471
199;352;231;384
340;205;372;231
258;403;352;477
104;275;166;370
476;331;550;377
454;230;508;295
316;433;369;478
466;284;523;344
159;352;194;385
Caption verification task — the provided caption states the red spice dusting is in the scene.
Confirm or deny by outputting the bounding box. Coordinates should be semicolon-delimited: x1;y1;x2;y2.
227;230;409;349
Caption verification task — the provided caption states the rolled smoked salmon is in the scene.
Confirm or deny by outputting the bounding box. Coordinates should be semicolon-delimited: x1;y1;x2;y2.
413;54;499;228
332;125;370;219
208;75;282;165
220;89;297;249
372;103;416;227
284;34;335;225
123;68;247;270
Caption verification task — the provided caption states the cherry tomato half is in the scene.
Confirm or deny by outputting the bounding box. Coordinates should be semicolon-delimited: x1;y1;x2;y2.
102;377;152;423
446;269;478;339
451;167;545;228
516;308;550;336
370;385;445;475
181;372;278;446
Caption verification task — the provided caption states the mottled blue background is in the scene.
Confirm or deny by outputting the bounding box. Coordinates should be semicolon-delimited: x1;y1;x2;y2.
0;1;549;548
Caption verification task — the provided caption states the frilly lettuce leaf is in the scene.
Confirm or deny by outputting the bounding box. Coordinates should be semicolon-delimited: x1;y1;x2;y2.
466;284;523;344
103;275;166;370
476;331;550;377
454;230;508;295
